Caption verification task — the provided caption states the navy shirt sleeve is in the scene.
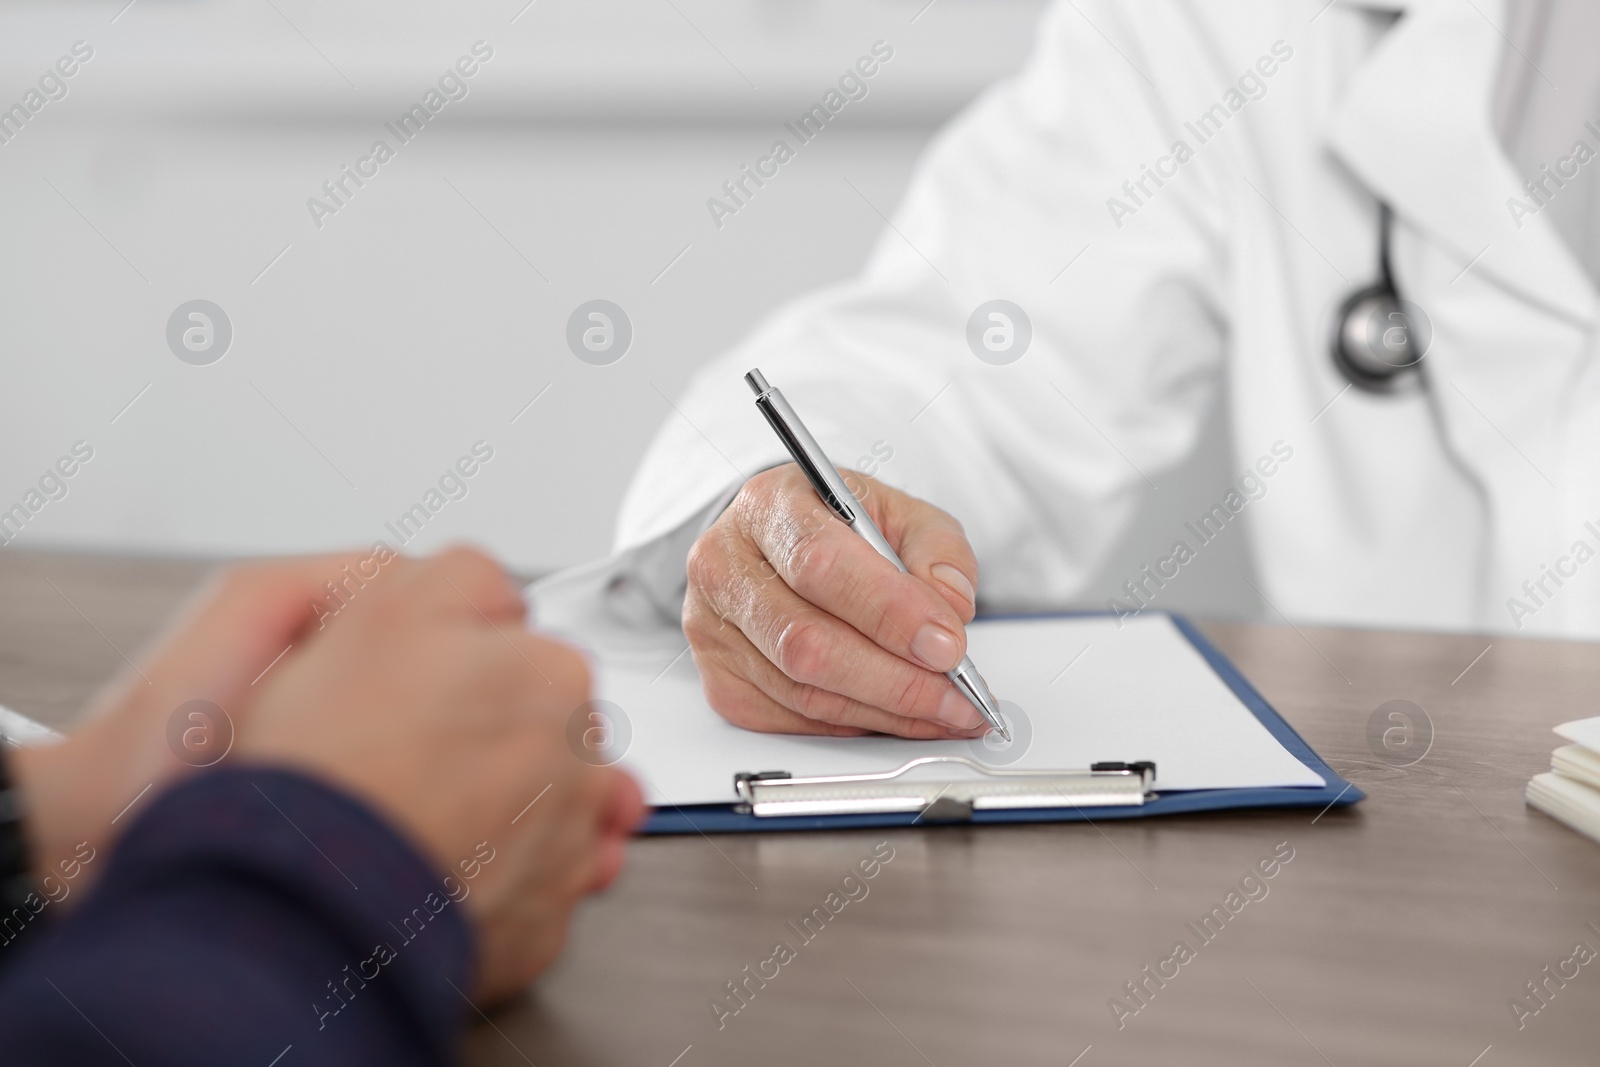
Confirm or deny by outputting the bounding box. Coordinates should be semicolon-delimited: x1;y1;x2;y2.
0;766;476;1066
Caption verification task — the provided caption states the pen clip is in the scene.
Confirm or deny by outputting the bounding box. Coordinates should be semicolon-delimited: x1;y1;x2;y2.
753;392;856;525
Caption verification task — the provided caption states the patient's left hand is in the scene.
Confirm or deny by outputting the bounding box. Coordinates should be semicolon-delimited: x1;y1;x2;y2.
10;553;388;898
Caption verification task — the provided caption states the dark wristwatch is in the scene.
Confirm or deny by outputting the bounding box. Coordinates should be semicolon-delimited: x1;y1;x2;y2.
0;740;36;914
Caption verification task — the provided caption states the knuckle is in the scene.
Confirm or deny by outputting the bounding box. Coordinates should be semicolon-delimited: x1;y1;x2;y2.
422;547;489;588
681;597;707;643
731;467;785;526
773;612;832;684
435;542;498;572
684;531;727;595
682;595;731;649
745;465;825;523
435;547;502;588
753;463;801;500
783;522;838;588
428;543;512;595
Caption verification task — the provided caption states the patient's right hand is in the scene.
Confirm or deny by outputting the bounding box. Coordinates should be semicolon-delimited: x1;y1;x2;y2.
239;547;643;1003
683;463;990;740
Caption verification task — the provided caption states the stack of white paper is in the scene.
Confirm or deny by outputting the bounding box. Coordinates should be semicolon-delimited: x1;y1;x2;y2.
1527;717;1600;844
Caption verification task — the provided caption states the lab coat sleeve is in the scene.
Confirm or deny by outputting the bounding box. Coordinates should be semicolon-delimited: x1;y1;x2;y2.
609;0;1230;614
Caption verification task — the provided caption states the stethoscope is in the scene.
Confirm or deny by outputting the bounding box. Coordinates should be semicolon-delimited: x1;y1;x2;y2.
1328;200;1495;615
1329;203;1429;393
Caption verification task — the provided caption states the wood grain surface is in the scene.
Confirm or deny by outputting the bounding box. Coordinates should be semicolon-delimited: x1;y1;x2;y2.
2;550;1597;1066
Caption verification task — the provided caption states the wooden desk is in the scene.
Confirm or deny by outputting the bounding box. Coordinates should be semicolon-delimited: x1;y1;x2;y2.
4;551;1599;1066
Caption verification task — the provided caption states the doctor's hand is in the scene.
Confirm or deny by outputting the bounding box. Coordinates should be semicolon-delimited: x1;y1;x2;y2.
683;463;988;739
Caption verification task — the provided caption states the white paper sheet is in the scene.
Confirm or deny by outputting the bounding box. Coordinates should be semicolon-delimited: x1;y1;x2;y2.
585;614;1325;807
1555;715;1600;753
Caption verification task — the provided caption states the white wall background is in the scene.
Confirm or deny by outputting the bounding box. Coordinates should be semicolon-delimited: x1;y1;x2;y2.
0;0;1258;617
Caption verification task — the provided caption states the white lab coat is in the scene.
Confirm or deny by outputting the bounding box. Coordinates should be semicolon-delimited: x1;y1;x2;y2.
559;0;1600;641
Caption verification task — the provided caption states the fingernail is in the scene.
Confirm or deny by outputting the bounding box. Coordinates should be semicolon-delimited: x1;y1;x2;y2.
912;624;961;672
936;688;983;729
931;563;975;607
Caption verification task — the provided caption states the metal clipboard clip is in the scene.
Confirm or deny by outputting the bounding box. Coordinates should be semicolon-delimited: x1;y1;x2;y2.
733;757;1156;821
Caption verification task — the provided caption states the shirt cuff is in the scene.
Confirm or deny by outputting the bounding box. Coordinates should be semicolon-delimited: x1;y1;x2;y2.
528;476;747;639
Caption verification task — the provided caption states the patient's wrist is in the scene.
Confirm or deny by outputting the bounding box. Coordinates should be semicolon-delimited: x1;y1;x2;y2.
7;741;104;909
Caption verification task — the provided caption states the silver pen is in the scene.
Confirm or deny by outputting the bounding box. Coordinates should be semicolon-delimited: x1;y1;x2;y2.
744;368;1009;741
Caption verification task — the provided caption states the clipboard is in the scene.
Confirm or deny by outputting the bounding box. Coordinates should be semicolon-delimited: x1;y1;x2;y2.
641;614;1362;834
735;758;1157;819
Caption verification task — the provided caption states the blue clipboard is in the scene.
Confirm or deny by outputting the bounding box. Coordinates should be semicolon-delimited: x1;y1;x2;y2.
641;612;1363;835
